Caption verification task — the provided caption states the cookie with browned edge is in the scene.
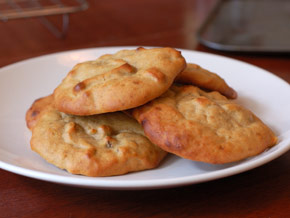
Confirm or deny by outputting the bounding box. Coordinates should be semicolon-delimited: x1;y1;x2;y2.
175;63;237;99
132;85;277;164
25;95;54;130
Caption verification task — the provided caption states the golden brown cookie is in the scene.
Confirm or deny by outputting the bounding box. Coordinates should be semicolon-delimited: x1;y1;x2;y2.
25;95;54;130
175;63;237;99
30;107;167;177
53;47;186;115
132;85;277;164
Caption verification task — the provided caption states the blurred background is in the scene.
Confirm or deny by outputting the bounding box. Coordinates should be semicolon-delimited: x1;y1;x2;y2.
0;0;217;67
1;0;289;81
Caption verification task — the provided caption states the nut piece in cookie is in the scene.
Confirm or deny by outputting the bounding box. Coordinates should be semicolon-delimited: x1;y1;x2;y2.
175;63;237;99
25;95;54;130
30;107;167;177
132;85;277;164
53;47;186;115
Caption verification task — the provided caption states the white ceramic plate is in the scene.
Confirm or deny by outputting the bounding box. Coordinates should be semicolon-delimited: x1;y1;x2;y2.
0;47;289;190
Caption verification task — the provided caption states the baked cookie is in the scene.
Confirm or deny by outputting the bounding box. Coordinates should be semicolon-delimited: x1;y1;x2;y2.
25;95;54;130
132;85;277;164
30;108;167;177
175;63;237;99
54;47;186;115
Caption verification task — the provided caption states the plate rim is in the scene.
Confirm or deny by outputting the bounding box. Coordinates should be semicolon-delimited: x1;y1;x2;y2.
0;140;289;190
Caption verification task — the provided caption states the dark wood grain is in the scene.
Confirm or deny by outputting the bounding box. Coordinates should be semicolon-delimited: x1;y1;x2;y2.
0;1;289;217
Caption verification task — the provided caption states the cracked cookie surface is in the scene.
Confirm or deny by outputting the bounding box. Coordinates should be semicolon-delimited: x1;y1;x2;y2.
53;47;186;115
30;96;167;177
132;85;277;164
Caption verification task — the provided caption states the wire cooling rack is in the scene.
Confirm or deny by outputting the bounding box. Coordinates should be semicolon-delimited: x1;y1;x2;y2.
0;0;89;38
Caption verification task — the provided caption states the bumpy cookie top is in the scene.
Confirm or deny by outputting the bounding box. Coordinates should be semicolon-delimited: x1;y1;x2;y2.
53;47;186;115
132;85;277;164
30;106;167;177
175;63;237;99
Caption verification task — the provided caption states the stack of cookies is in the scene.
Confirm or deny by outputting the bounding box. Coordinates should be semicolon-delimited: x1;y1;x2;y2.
26;47;277;177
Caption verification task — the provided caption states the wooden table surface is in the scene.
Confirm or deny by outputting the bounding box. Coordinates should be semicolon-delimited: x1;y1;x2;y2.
0;1;289;217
